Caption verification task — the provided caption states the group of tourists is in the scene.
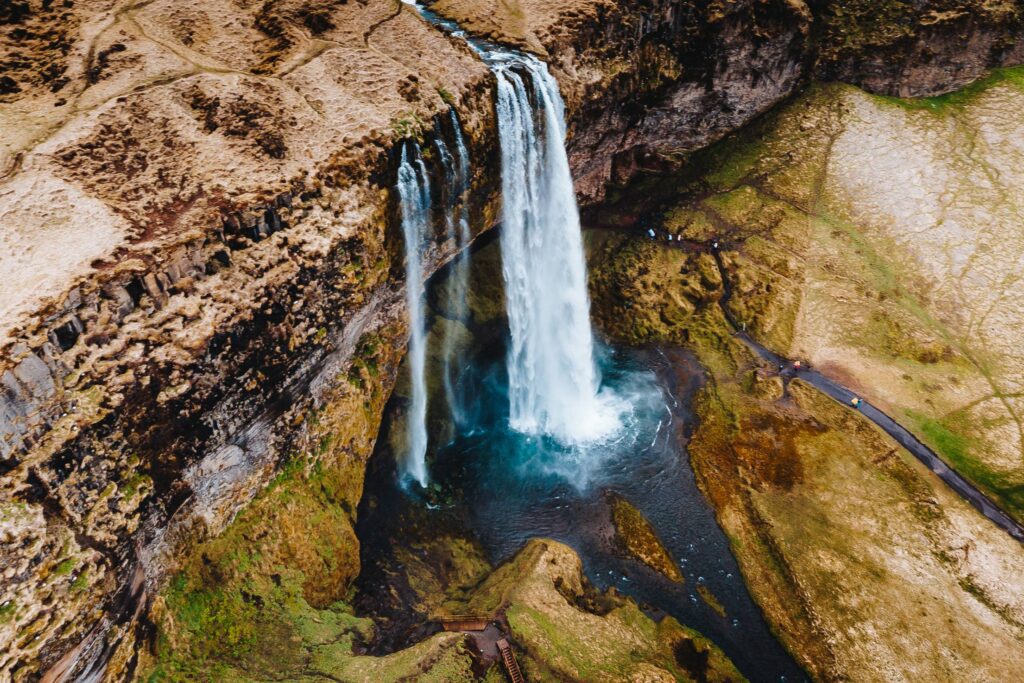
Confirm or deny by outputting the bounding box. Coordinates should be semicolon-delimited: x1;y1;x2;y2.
779;359;862;410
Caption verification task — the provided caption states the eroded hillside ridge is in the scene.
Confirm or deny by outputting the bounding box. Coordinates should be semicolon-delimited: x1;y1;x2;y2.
0;0;1021;679
0;0;501;677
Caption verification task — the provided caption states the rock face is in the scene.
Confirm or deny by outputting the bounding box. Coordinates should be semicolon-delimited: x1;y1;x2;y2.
814;0;1024;97
0;0;1021;679
0;1;500;678
431;0;1023;202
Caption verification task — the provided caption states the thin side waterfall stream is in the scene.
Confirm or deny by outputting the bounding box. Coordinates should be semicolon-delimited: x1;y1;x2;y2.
395;142;431;487
435;110;472;423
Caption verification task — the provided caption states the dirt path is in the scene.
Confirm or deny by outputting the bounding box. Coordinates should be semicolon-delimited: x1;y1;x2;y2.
703;240;1024;542
605;224;1024;543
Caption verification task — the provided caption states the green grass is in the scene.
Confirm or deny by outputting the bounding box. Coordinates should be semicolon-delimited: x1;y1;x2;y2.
53;558;76;576
909;411;1024;523
0;600;15;623
164;576;261;661
878;65;1024;113
70;569;90;593
119;472;152;501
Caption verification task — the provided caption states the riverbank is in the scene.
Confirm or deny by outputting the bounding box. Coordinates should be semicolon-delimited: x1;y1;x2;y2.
585;91;1024;675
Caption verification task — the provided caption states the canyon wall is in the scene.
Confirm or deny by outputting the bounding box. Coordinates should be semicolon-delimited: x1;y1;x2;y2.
431;0;1023;202
0;0;1020;679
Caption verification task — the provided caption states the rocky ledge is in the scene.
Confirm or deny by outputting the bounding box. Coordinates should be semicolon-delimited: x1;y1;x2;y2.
431;0;1023;201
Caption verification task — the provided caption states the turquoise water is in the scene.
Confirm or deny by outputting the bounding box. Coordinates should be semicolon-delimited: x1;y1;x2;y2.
356;340;807;682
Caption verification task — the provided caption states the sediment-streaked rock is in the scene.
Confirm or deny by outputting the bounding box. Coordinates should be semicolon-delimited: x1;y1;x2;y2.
0;1;499;677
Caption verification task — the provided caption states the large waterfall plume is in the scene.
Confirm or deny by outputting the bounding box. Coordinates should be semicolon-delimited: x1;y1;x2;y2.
397;1;627;484
491;55;623;444
395;141;432;487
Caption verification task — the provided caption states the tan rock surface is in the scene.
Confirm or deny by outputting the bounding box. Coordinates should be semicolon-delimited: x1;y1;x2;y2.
0;0;488;346
0;1;496;677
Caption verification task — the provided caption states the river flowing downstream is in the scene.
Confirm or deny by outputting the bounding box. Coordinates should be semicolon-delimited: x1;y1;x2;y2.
357;333;808;682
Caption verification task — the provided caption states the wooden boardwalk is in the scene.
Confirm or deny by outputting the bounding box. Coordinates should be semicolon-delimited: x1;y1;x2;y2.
496;638;525;683
438;616;490;632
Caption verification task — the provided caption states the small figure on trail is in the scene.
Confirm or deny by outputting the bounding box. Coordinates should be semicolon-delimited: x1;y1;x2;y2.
668;234;673;241
648;229;655;238
713;240;719;250
851;396;862;409
793;360;802;371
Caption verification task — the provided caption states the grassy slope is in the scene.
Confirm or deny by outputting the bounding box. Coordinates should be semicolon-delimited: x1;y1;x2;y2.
611;67;1024;524
587;228;1024;680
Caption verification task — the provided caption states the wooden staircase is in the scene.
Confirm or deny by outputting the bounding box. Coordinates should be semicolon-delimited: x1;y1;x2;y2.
496;638;525;683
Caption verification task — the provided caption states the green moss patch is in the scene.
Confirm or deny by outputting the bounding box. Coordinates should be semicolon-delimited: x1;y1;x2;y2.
909;410;1024;521
608;493;684;583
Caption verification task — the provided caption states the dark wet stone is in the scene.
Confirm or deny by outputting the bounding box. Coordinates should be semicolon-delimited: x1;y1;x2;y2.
13;354;55;401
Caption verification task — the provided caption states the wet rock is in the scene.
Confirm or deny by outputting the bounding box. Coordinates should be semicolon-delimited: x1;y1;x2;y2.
607;493;684;584
13;354;55;402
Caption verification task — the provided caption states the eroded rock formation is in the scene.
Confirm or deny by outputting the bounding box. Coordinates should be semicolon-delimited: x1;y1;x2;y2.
430;0;1023;202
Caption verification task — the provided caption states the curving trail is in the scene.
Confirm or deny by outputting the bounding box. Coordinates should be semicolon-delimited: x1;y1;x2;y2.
703;242;1024;543
590;222;1024;544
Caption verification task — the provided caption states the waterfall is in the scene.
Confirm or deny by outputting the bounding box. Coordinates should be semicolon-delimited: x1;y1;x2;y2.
434;111;473;424
396;141;431;486
492;55;622;444
399;0;625;453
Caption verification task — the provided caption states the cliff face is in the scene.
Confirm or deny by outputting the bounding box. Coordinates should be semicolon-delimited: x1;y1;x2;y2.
813;0;1024;96
0;1;500;678
0;0;1021;679
430;0;1023;202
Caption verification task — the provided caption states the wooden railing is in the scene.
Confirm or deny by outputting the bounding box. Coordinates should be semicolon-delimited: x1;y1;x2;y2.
438;615;490;632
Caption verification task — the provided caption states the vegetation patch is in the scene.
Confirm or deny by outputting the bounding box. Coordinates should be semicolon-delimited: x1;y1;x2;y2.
909;410;1024;521
607;493;684;583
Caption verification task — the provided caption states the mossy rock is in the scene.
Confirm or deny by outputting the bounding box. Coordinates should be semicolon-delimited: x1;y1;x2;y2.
607;493;684;584
466;540;745;683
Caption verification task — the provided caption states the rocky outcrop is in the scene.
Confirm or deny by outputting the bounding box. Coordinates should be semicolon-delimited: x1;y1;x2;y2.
0;1;501;678
813;0;1024;97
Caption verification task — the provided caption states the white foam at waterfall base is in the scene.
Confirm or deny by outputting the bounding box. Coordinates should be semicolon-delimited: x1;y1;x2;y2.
396;142;431;487
494;54;626;446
